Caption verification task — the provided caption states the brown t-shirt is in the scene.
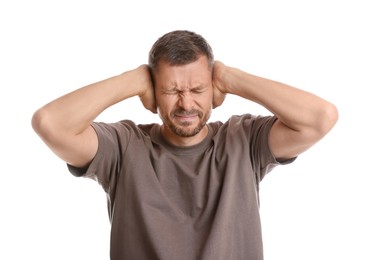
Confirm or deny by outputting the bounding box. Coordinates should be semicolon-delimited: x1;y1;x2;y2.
68;114;294;260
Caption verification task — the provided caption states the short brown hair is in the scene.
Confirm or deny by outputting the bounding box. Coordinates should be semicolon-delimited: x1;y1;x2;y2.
148;30;214;70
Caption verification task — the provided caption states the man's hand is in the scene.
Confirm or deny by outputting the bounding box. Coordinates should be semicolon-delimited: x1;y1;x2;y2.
136;65;157;114
212;61;228;108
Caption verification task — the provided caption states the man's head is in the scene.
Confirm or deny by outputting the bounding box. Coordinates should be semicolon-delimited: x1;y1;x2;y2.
148;30;214;145
148;30;214;71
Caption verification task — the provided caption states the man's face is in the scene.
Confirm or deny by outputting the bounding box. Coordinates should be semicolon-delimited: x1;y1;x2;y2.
154;56;213;143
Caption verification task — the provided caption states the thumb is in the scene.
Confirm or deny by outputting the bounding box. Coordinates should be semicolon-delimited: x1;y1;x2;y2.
213;88;226;109
139;88;157;114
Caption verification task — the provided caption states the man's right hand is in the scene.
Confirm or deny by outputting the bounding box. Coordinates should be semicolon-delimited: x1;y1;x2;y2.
136;65;157;114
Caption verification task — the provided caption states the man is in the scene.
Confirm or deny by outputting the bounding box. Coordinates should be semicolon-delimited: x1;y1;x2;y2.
32;30;338;259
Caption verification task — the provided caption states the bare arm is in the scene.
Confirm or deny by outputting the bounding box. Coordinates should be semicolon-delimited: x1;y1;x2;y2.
212;61;338;160
31;65;156;168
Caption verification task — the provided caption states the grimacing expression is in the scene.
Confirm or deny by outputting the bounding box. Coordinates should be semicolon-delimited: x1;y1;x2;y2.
154;56;213;138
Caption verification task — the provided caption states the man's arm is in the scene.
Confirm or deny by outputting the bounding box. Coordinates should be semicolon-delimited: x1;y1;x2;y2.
31;65;156;168
212;61;338;160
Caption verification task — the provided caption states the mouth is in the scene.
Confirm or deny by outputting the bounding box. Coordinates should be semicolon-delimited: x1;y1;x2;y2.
173;110;200;125
175;114;198;124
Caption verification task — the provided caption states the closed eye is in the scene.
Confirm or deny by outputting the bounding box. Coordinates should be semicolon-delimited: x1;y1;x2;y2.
192;89;204;94
191;86;207;94
162;90;178;95
161;86;207;95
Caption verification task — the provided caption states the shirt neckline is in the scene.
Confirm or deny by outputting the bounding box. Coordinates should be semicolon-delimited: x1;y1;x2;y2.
152;124;214;156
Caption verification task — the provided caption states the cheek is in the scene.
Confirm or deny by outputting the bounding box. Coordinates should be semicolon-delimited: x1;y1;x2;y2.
199;92;214;108
156;97;174;116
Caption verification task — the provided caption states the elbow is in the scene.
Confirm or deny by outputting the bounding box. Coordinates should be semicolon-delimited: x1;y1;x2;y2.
318;102;339;137
31;107;54;141
31;108;43;135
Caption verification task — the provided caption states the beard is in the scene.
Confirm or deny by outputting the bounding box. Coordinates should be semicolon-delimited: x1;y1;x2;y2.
162;108;211;137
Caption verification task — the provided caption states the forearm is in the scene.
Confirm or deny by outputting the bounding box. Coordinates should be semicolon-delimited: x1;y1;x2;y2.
32;67;144;138
223;66;337;134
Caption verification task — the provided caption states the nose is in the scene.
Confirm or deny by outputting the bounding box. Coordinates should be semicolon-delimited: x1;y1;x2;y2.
177;91;194;111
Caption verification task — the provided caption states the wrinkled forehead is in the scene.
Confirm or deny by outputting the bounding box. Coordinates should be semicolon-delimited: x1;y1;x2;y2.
153;57;212;87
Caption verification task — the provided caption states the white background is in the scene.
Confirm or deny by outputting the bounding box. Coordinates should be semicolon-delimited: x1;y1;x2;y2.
1;0;370;259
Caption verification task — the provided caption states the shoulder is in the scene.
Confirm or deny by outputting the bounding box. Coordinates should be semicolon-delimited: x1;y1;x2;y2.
208;114;276;132
92;120;158;132
91;120;160;141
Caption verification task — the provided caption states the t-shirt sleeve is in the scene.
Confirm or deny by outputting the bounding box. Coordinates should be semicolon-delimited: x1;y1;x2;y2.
67;121;131;193
242;114;296;181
